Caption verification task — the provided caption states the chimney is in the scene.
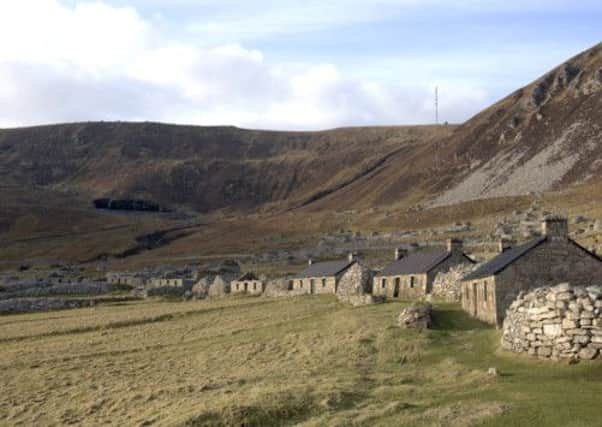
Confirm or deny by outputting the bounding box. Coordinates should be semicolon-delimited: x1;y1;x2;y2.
542;216;568;241
446;238;463;253
497;239;512;253
394;248;408;261
348;252;356;263
308;258;313;266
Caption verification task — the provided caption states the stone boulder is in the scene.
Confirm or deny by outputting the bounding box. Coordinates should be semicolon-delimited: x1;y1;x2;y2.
501;283;602;361
398;302;432;329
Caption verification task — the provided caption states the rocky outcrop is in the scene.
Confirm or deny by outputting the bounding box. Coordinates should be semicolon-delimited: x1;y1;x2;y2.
502;283;602;361
432;263;478;302
398;302;432;329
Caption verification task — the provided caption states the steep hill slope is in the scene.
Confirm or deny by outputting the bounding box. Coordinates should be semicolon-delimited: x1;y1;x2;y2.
431;42;602;206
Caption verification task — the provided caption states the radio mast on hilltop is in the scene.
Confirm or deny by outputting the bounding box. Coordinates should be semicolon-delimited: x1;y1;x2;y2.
435;86;439;125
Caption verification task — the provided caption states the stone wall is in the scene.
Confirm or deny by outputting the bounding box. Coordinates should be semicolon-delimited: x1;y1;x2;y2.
208;276;230;297
263;279;291;298
336;263;381;306
461;275;498;325
0;281;131;300
291;277;337;294
191;278;210;299
374;249;472;300
493;238;602;325
337;263;373;297
231;279;264;295
0;298;96;314
372;273;427;299
432;263;478;302
501;283;602;361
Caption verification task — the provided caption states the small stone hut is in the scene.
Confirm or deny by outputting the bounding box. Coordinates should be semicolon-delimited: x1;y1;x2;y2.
291;254;358;294
461;217;602;327
373;239;474;299
231;273;264;295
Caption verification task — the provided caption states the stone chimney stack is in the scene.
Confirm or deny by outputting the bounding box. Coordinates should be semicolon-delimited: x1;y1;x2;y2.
542;216;568;241
497;239;512;253
308;258;313;266
348;252;356;263
394;248;408;261
446;238;463;253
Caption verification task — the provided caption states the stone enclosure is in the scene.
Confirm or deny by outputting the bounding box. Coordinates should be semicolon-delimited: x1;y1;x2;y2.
502;283;602;361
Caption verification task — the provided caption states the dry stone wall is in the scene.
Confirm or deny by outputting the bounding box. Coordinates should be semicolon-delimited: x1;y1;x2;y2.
432;263;478;302
0;298;96;314
336;263;382;306
502;283;602;361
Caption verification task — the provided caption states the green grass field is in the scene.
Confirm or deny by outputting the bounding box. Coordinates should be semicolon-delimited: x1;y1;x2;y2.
1;296;601;426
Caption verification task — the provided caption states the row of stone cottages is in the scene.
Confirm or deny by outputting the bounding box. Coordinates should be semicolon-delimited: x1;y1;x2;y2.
108;217;601;327
282;217;602;327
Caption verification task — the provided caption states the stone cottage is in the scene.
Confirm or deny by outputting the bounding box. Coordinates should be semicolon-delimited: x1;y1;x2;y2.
291;254;358;294
231;273;264;295
461;217;602;327
373;239;474;299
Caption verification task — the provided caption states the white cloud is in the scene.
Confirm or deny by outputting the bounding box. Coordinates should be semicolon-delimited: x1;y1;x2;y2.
0;0;490;130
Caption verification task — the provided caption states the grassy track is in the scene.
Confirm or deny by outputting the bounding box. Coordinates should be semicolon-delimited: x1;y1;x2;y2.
1;296;601;426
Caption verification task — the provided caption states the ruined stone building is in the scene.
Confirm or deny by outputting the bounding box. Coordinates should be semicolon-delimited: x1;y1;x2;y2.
373;239;474;299
231;273;264;295
461;217;602;327
106;272;146;287
291;254;359;294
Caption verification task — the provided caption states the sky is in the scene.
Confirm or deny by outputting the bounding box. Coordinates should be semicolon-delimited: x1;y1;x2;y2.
0;1;600;130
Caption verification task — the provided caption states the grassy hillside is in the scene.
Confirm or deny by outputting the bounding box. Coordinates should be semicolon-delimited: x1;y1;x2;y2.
1;296;601;426
0;123;453;213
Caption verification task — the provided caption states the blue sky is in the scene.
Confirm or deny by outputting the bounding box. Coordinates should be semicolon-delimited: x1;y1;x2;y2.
0;1;600;129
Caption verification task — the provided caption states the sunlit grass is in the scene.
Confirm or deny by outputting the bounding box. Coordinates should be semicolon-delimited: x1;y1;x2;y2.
1;297;601;426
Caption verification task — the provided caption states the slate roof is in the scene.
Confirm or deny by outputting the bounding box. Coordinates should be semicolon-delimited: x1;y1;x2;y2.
379;250;457;276
236;272;259;281
294;260;354;279
462;237;547;281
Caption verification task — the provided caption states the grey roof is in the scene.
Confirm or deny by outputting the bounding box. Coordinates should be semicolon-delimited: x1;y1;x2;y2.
236;272;259;281
463;237;547;281
294;260;354;279
379;250;458;276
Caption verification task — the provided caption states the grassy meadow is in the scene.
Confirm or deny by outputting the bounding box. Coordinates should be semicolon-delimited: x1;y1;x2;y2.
1;296;601;426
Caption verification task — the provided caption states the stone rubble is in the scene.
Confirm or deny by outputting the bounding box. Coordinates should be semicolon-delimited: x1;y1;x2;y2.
398;302;432;329
501;283;602;361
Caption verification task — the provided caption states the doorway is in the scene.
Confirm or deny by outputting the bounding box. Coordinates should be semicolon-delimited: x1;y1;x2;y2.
394;278;400;298
471;282;478;316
